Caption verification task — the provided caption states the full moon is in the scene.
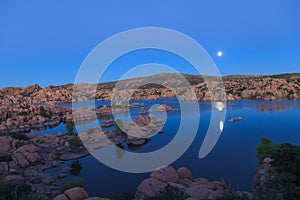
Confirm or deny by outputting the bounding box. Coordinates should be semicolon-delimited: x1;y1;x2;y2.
217;51;223;57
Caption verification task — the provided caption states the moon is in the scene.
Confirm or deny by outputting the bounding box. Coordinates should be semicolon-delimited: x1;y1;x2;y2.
217;51;223;57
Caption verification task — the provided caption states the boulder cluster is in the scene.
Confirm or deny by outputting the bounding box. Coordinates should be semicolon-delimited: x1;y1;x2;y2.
0;74;299;133
0;92;71;133
80;115;165;152
135;166;227;200
53;166;229;200
54;187;109;200
0;133;89;199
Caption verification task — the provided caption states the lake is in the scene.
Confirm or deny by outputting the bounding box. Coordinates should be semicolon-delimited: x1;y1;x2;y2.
41;99;300;197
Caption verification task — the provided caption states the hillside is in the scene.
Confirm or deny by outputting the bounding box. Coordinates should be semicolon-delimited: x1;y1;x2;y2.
0;73;299;103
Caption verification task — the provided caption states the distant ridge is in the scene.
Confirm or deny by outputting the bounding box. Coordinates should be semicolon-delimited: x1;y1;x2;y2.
1;72;300;90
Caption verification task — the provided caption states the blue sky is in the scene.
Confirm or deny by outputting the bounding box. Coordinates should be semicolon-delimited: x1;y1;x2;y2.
0;0;299;88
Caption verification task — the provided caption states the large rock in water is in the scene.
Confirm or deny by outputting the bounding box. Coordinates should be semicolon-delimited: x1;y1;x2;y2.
150;166;179;183
60;149;90;161
64;187;89;200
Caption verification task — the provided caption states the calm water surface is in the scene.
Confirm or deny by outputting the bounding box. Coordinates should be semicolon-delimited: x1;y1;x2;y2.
42;99;300;197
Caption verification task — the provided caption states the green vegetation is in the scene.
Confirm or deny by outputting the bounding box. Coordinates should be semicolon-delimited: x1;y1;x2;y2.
145;185;185;200
0;182;41;200
63;179;84;191
266;92;274;96
272;143;300;184
256;137;279;165
256;137;300;199
66;120;75;134
69;135;81;153
115;119;124;136
115;144;125;159
39;106;53;118
216;182;251;200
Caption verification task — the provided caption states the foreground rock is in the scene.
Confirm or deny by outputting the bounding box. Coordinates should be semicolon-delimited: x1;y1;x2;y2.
253;156;300;200
54;187;109;200
52;166;227;200
136;166;227;200
0;133;90;199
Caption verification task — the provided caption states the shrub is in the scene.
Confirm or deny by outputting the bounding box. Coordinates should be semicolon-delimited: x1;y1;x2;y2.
145;185;185;200
256;137;279;165
0;183;41;200
69;136;81;153
272;143;300;186
39;106;53;118
66;120;75;134
63;179;84;191
115;119;124;136
256;138;300;199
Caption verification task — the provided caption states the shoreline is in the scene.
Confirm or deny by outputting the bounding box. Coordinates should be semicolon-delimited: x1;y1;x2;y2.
1;99;299;134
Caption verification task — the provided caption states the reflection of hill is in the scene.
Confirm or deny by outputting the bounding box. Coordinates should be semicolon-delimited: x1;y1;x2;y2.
127;140;149;151
254;102;299;112
257;104;286;112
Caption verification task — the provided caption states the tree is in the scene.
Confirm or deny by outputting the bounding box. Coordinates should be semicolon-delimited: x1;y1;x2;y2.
256;137;279;165
115;119;124;136
66;120;75;134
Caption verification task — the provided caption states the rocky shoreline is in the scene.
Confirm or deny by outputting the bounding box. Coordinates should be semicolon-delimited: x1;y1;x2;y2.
0;132;92;199
53;166;232;200
1;74;299;104
0;73;299;199
0;73;299;134
52;156;298;200
0;112;297;199
0;114;168;199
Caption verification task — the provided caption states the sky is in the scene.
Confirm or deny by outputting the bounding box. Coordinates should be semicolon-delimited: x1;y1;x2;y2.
0;0;300;88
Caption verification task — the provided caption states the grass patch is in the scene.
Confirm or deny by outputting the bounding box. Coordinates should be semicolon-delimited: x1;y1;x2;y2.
63;179;84;191
0;183;41;200
145;185;185;200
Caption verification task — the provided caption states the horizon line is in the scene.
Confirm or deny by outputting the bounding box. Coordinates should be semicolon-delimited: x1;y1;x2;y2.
1;72;300;90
